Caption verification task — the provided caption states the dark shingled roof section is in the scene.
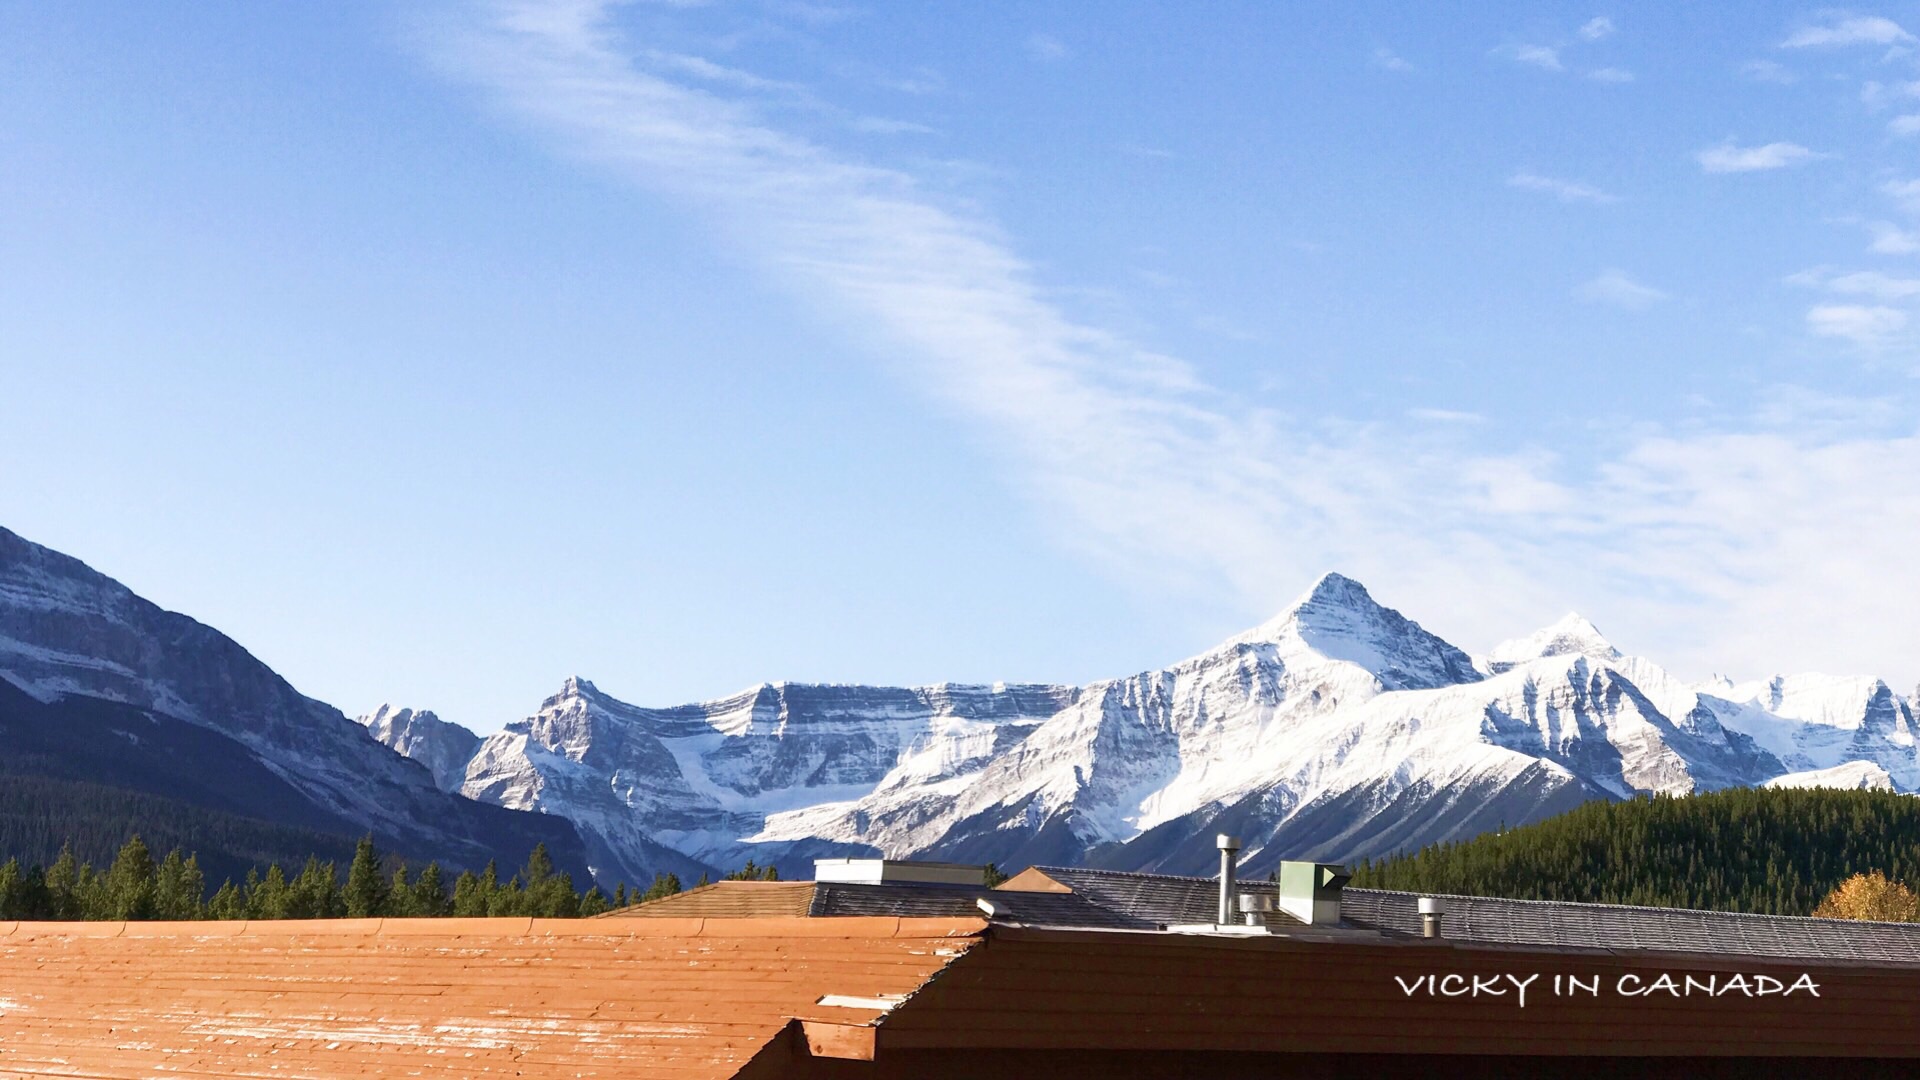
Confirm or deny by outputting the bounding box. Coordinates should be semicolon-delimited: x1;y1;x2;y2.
1030;866;1301;928
1032;865;1920;964
1340;887;1920;964
603;877;1149;929
810;880;1148;928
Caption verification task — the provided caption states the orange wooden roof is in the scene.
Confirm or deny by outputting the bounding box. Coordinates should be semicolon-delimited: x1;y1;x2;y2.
0;916;983;1079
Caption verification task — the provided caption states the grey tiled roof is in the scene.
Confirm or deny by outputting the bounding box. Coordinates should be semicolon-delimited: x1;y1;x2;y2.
1339;887;1920;965
809;880;1149;929
1030;865;1920;964
1030;866;1299;928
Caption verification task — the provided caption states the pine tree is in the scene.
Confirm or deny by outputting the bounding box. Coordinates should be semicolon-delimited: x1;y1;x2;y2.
342;837;388;919
518;845;579;917
0;858;23;919
289;858;338;919
723;859;778;882
640;873;682;902
412;863;450;917
152;849;204;920
488;874;527;917
612;883;628;909
43;846;81;920
103;835;156;920
207;880;248;920
450;869;487;917
248;864;293;919
385;865;419;917
578;887;610;917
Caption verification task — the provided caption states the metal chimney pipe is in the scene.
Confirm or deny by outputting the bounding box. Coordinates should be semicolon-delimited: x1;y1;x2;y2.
1418;896;1445;939
1216;834;1242;925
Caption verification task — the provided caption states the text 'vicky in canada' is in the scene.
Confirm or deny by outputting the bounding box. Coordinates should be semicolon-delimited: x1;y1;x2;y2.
1394;972;1821;1007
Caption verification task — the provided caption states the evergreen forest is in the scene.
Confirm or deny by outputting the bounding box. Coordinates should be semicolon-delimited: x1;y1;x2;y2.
0;833;776;921
1351;787;1920;915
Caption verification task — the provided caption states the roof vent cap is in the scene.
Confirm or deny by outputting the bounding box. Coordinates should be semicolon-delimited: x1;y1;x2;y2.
812;858;989;887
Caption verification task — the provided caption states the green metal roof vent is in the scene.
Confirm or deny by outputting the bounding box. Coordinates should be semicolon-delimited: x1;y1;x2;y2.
1276;861;1351;925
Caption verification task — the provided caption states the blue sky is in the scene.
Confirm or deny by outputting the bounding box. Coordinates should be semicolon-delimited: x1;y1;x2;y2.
5;2;1920;729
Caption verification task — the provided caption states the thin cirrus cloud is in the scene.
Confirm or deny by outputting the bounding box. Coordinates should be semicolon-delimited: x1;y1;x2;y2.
422;0;1920;686
1587;67;1635;83
1695;140;1821;173
1780;15;1914;48
1024;33;1070;62
1575;269;1667;309
1371;47;1413;72
1891;115;1920;137
1508;171;1619;204
1806;304;1910;347
1499;43;1564;71
1741;59;1797;83
1869;222;1920;254
1579;16;1615;41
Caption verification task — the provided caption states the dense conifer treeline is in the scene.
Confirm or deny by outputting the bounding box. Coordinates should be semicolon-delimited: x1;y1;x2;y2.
0;834;696;920
0;774;359;889
1352;788;1920;915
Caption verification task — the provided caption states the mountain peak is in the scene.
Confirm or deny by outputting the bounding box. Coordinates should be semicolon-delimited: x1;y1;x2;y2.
1484;612;1622;675
1299;570;1371;608
1231;572;1481;692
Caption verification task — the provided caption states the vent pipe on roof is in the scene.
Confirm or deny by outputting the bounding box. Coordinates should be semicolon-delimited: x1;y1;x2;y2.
1216;834;1242;925
1419;896;1445;939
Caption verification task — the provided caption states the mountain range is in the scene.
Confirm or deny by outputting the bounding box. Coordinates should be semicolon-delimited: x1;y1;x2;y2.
3;523;1914;887
359;562;1918;883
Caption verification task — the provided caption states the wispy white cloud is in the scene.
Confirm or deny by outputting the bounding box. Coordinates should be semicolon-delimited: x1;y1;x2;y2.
1508;171;1620;204
1861;79;1920;109
1695;140;1822;173
424;0;1920;690
1741;59;1798;83
1868;221;1920;254
646;50;801;94
1499;43;1564;71
1782;15;1914;48
1372;46;1413;72
1807;303;1910;346
1025;33;1070;62
1408;408;1485;424
1883;177;1920;214
1826;270;1920;298
1575;269;1667;308
850;116;933;136
1579;16;1616;41
1587;67;1635;83
1891;114;1920;137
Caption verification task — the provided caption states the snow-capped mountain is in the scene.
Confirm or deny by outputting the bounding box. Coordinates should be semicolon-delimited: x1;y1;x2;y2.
364;571;1920;884
0;525;592;879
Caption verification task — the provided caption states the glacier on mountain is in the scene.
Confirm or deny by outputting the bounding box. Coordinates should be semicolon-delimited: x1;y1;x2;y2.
361;571;1920;884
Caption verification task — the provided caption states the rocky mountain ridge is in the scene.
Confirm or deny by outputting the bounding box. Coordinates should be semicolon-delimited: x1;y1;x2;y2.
0;526;593;880
363;573;1918;883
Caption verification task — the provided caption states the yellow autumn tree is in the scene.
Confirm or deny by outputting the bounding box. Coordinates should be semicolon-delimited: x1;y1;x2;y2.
1812;871;1920;922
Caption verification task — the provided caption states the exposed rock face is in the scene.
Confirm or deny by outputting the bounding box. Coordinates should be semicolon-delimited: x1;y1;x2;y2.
364;572;1918;883
359;706;479;792
0;526;592;880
